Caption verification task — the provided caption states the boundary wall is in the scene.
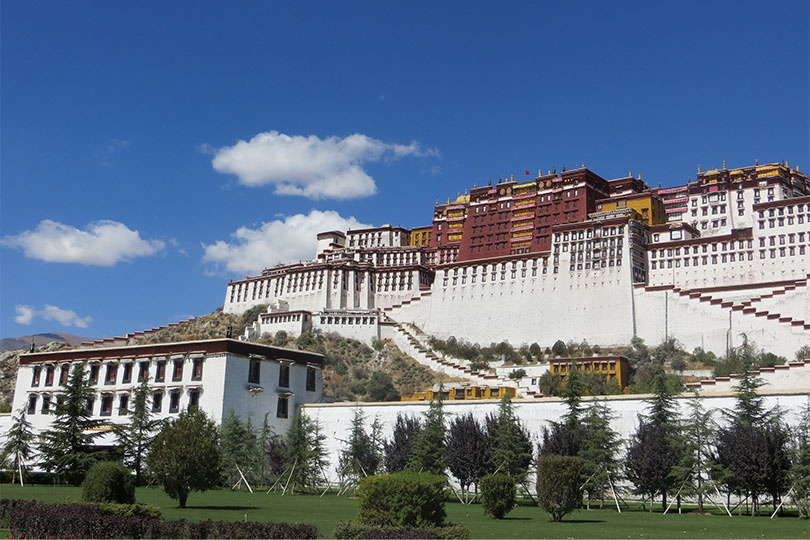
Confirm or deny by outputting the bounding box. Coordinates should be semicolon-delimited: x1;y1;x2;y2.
303;389;810;485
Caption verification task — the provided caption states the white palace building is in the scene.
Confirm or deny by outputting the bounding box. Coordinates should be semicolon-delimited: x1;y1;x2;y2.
225;161;810;360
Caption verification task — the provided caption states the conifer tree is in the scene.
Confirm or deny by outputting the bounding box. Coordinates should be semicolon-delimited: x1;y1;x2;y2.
486;394;533;481
338;408;381;486
112;377;162;485
283;409;328;492
258;413;285;485
409;390;446;475
1;408;35;485
38;364;104;484
220;410;260;486
579;401;622;509
671;393;713;513
384;414;421;473
540;364;586;458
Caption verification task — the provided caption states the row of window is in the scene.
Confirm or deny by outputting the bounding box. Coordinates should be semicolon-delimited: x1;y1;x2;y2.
650;240;754;259
758;215;806;229
247;361;317;393
26;387;202;417
651;251;755;269
31;359;204;388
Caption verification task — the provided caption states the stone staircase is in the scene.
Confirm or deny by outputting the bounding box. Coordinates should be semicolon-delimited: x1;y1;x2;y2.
381;289;432;314
651;276;810;332
384;317;527;395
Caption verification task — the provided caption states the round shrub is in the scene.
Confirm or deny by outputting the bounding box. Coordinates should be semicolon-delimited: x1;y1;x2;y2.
536;455;582;522
357;471;446;528
479;473;516;519
82;461;136;504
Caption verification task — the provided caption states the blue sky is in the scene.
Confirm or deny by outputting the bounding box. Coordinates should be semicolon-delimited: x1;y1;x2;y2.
1;1;808;339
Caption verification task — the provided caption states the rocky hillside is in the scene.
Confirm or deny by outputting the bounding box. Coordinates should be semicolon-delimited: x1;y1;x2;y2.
0;332;94;353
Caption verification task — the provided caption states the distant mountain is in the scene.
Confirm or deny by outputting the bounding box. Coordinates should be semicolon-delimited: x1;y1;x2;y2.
0;332;95;353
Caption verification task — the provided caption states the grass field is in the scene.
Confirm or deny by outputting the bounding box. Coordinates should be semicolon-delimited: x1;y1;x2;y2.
1;484;808;539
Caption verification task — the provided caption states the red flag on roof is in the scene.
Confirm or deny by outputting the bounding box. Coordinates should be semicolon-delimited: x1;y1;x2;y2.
525;170;530;175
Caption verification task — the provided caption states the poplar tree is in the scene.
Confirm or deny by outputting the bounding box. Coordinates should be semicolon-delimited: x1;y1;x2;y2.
671;394;713;513
384;414;421;473
1;409;35;485
540;363;586;458
112;377;162;484
409;391;446;475
791;397;810;518
147;407;222;508
446;413;490;498
39;364;104;484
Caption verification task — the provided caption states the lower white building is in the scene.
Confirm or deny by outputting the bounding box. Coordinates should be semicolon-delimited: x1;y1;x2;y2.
8;339;326;440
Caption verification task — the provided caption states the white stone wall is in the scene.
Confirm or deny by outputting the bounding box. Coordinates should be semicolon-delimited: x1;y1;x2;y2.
313;312;381;342
303;390;810;484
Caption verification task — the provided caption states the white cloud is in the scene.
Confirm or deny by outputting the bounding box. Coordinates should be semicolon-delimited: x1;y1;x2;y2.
14;304;92;328
202;209;371;275
15;305;35;325
1;219;165;266
210;131;438;200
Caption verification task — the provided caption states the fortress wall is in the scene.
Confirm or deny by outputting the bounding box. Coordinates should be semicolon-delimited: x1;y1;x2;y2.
302;390;810;484
752;286;810;324
420;261;635;348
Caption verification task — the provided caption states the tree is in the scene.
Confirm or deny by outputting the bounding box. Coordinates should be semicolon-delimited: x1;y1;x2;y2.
39;364;104;484
796;345;810;361
338;409;382;486
283;409;328;493
258;413;286;485
713;354;792;515
112;377;161;485
625;366;682;511
579;401;622;509
446;413;490;499
1;408;35;485
147;407;222;508
220;410;260;486
540;364;586;458
537;456;583;522
384;414;421;473
672;394;714;513
409;391;446;475
551;340;568;357
365;371;400;401
538;371;564;397
791;397;810;518
486;395;533;482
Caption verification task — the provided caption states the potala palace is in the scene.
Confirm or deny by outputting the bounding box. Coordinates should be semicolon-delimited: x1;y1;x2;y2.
4;159;810;485
225;160;810;360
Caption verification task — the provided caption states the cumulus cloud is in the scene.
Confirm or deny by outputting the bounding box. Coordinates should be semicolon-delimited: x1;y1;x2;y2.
209;131;438;199
14;305;35;325
202;209;371;275
1;219;165;266
14;304;92;328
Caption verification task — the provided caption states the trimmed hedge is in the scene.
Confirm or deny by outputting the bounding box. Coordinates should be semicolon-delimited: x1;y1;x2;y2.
82;461;136;504
3;499;317;539
334;520;469;539
357;471;447;528
480;473;516;519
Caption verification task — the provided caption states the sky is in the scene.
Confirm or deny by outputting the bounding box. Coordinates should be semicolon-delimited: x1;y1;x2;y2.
1;1;808;340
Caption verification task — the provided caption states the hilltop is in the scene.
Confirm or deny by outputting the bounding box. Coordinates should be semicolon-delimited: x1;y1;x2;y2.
0;332;94;353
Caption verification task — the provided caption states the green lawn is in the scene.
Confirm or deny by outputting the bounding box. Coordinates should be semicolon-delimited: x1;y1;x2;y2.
1;484;808;539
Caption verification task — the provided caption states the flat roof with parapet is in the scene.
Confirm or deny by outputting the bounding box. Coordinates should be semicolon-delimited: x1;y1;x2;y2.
19;338;325;368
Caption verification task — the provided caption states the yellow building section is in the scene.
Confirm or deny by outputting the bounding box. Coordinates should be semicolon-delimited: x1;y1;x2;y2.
511;240;531;248
402;386;516;401
447;209;465;219
512;219;533;229
447;232;463;242
513;209;534;218
409;226;432;247
514;199;535;208
598;196;665;226
511;230;532;239
448;222;464;230
549;357;629;389
514;182;537;196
